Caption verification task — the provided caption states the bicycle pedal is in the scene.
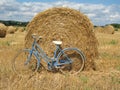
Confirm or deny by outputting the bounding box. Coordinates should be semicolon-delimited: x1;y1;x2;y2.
55;66;61;69
61;66;65;69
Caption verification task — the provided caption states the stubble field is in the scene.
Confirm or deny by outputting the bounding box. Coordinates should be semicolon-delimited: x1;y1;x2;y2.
0;30;120;90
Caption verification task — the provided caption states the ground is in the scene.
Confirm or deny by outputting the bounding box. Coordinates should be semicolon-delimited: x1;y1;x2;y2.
0;31;120;90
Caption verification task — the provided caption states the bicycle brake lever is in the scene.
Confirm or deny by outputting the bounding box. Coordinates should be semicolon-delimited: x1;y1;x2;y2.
32;33;37;36
39;36;43;39
32;33;37;39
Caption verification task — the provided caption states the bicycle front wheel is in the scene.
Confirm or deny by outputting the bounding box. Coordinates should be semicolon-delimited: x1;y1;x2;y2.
57;48;85;75
12;49;38;77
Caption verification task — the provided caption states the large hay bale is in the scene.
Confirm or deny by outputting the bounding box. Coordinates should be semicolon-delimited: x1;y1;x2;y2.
7;26;16;34
25;7;98;70
0;23;7;38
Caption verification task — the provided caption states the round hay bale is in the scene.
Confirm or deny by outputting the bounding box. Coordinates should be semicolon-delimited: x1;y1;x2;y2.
17;27;25;32
94;26;104;33
0;23;7;38
103;25;115;34
7;26;16;34
25;7;98;70
94;25;115;34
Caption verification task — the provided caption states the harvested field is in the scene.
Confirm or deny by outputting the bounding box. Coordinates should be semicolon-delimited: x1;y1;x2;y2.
0;30;120;90
25;7;98;70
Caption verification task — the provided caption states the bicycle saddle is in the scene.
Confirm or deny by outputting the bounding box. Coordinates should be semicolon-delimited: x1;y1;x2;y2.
53;41;62;45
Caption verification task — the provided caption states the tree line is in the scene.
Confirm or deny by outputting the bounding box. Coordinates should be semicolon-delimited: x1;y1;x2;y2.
110;24;120;29
0;20;29;27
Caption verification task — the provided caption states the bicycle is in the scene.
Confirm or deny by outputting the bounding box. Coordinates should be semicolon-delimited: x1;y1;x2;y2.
12;34;86;76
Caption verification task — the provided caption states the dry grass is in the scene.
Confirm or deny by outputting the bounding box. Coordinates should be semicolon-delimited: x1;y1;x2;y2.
94;31;120;71
0;31;120;90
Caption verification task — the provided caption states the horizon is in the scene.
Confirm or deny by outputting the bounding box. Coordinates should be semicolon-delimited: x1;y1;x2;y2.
1;19;120;27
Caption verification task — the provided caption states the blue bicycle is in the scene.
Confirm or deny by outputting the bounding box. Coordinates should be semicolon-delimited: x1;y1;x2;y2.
12;34;86;76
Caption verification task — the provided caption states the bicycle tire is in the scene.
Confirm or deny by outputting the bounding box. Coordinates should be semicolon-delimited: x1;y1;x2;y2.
12;49;38;77
57;48;85;75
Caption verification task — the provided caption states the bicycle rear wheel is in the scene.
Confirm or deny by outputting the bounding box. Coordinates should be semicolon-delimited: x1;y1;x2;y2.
57;48;85;75
12;49;38;77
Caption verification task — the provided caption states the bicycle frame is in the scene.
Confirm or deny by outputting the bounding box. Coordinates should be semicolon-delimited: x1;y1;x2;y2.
26;38;69;70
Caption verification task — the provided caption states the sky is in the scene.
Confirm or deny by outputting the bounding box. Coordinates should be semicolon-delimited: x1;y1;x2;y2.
0;0;120;26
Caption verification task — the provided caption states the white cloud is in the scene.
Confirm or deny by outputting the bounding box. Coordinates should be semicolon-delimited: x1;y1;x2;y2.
87;13;96;17
110;14;120;18
103;9;110;13
0;0;15;5
0;0;120;25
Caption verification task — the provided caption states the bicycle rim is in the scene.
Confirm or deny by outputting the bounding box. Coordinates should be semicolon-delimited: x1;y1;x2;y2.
12;49;37;77
58;48;85;75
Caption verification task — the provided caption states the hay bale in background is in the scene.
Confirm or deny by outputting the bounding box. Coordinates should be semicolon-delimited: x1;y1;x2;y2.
103;25;114;34
17;27;25;32
7;26;16;34
94;26;104;33
25;7;98;70
0;23;7;38
94;25;114;34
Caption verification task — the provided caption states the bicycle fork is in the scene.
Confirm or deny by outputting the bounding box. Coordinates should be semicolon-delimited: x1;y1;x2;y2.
24;50;41;70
